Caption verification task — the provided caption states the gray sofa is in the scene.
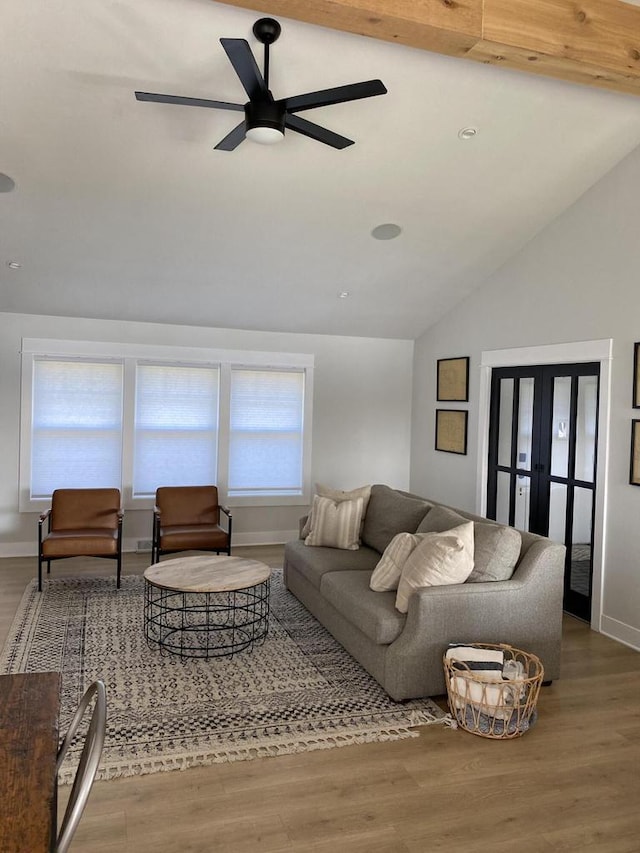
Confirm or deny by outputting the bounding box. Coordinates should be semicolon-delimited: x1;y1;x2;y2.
283;484;566;701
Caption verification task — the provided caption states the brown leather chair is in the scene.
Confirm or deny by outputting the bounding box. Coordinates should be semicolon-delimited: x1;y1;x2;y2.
152;485;232;564
38;489;123;591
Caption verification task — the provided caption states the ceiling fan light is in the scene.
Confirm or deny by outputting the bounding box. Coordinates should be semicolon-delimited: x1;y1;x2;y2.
246;126;284;145
244;100;285;145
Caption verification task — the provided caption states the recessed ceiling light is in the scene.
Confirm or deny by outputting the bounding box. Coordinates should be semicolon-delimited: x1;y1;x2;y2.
0;173;16;193
338;291;350;299
458;127;478;140
371;223;402;241
6;261;22;269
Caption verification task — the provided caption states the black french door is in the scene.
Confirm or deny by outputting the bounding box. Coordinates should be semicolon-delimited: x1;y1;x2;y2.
487;363;599;621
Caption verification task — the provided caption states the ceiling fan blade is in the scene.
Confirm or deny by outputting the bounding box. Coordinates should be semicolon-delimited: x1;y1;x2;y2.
220;38;270;102
284;114;353;149
135;91;244;112
281;79;387;114
214;120;247;151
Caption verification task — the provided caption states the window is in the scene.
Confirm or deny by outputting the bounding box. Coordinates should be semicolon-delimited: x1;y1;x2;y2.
20;339;313;509
30;359;123;497
229;368;305;497
133;364;219;497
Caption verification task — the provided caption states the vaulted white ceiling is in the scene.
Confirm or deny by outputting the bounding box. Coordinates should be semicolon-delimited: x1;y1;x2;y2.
3;0;640;339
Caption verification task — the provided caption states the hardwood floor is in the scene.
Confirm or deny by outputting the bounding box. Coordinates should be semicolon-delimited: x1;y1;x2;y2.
2;547;639;852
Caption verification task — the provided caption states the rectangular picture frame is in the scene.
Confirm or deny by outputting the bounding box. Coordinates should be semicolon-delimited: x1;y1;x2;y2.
437;356;469;402
435;409;468;455
630;420;640;486
633;343;640;408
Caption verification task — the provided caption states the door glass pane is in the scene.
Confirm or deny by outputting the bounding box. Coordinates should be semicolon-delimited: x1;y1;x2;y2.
514;474;531;531
548;483;567;544
496;471;511;525
551;376;572;478
571;487;593;597
516;378;534;473
575;375;598;483
498;378;514;467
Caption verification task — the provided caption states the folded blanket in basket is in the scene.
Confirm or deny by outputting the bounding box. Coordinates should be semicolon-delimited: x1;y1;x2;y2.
446;644;518;720
446;644;504;676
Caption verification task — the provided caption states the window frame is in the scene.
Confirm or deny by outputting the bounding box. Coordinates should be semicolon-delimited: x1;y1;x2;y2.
19;338;314;512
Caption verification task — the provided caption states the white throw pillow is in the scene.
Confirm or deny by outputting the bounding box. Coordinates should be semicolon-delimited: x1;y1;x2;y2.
395;522;475;613
370;532;424;592
301;483;371;539
304;495;365;550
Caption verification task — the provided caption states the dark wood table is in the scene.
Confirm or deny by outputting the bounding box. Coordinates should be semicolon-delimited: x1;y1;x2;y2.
0;672;61;853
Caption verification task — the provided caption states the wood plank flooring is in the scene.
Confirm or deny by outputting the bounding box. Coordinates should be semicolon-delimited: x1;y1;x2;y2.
1;547;639;852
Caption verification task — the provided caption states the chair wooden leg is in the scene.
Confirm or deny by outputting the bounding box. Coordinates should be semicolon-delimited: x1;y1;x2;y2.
38;553;43;591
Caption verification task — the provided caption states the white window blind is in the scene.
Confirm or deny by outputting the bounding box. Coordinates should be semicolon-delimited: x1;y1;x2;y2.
31;359;123;498
21;339;312;509
228;368;305;496
133;363;219;497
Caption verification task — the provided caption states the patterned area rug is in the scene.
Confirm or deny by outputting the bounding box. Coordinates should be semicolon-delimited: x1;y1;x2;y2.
1;571;449;782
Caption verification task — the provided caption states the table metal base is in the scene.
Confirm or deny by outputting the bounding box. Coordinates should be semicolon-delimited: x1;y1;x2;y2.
144;578;270;659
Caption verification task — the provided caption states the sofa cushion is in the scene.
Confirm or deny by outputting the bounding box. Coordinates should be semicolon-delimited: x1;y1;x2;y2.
395;522;475;613
304;495;365;550
361;485;432;554
416;505;521;582
301;483;372;538
370;532;424;592
284;538;380;591
321;571;406;645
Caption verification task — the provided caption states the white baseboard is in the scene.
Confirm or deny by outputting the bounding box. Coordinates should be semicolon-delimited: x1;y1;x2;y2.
231;530;297;547
0;542;35;558
0;531;297;559
600;615;640;652
125;532;296;551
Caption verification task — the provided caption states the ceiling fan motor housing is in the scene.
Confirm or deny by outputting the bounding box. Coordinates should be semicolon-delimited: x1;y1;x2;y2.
244;99;285;135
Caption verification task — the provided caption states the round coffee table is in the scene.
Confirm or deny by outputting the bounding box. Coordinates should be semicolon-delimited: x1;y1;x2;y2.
143;555;271;659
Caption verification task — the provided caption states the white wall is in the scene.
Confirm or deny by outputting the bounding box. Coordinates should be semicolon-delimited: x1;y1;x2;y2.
410;143;640;651
0;312;413;554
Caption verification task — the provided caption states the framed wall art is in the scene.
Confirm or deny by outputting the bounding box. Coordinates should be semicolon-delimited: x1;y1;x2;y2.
437;356;469;402
435;409;468;455
633;343;640;408
630;420;640;486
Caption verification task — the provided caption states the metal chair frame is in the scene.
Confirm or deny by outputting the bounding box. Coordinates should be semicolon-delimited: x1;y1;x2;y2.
55;680;107;853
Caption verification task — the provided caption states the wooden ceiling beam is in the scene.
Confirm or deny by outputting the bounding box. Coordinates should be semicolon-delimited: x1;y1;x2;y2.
217;0;640;96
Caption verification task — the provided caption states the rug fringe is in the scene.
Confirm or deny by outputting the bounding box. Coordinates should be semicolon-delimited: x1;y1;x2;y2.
60;721;450;784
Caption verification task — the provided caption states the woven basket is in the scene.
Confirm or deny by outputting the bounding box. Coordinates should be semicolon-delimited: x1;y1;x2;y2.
443;643;544;739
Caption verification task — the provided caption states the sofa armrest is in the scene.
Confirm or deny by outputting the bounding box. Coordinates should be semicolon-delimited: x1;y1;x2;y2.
404;539;564;640
383;540;565;697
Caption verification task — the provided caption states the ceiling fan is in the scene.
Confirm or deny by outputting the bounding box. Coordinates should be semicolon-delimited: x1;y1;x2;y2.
135;17;387;151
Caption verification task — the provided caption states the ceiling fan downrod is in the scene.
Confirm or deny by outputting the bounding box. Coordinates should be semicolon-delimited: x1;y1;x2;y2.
252;18;281;90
